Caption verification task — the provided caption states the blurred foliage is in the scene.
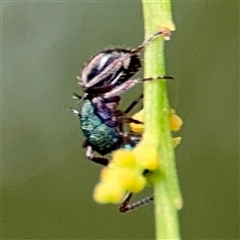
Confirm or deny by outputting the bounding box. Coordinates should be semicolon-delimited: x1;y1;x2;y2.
1;1;239;239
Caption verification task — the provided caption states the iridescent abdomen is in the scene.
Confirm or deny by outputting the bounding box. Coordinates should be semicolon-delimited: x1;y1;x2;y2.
80;100;122;155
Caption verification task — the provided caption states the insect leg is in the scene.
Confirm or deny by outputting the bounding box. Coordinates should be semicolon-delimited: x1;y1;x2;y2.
103;75;173;99
69;107;80;117
124;94;143;114
131;28;171;55
85;146;109;166
88;156;110;166
119;192;154;213
116;116;143;125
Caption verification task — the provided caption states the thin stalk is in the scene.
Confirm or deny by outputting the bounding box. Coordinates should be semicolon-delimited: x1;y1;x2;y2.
141;1;182;239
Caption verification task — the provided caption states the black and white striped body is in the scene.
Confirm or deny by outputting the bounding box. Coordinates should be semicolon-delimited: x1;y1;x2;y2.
80;49;141;95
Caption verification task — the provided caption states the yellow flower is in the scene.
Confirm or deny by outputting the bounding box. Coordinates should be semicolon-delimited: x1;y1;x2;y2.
100;167;117;182
130;110;144;133
172;137;182;148
93;182;126;204
94;148;147;204
169;109;183;132
117;168;146;193
133;144;159;171
112;149;137;168
130;108;183;133
94;108;183;205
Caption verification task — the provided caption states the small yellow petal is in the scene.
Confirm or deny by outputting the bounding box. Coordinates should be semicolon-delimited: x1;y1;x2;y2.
93;182;125;204
126;175;147;193
115;168;145;192
100;167;117;182
131;108;183;133
172;137;182;148
169;109;183;132
134;145;159;171
130;110;144;133
112;149;137;168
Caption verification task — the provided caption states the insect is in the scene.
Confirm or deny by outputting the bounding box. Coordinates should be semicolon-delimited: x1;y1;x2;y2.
71;93;144;166
71;29;173;211
71;94;155;213
72;29;173;162
76;28;173;100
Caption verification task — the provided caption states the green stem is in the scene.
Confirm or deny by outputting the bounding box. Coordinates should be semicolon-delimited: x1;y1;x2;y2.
141;1;182;239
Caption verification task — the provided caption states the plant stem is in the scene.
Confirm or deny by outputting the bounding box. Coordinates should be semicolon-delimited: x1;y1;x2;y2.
141;1;182;239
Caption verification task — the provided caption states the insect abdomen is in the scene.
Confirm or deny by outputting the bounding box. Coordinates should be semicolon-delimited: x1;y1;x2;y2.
81;49;141;88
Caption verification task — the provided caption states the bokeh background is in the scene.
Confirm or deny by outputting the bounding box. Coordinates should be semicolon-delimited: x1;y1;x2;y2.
1;1;239;239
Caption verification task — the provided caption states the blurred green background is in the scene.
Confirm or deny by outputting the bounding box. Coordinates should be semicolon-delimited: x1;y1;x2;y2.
1;1;239;239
